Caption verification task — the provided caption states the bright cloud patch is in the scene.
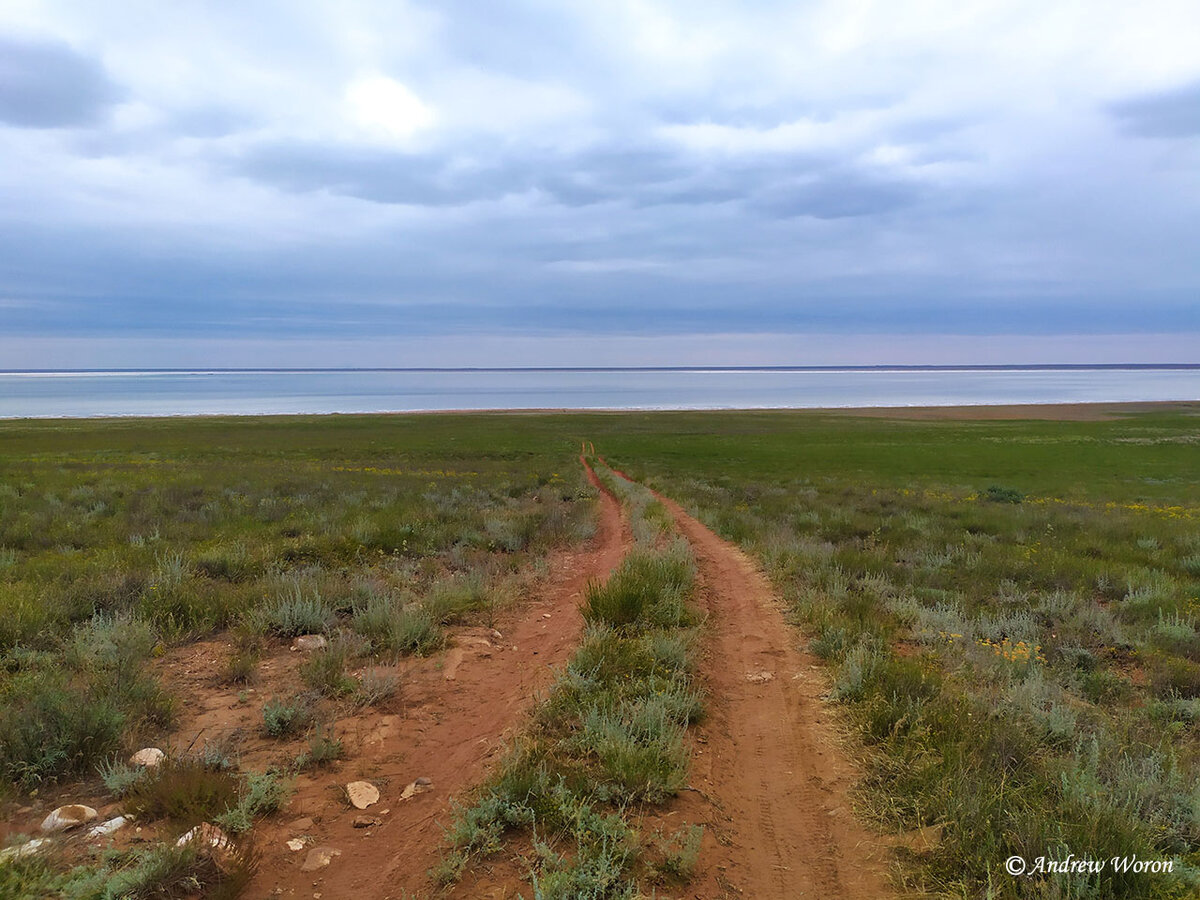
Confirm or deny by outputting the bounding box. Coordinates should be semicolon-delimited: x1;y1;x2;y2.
344;76;435;140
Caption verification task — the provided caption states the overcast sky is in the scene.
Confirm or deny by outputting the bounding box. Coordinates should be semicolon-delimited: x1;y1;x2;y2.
1;1;1198;367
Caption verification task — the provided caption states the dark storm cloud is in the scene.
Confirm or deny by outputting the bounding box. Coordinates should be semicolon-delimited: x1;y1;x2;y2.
1108;81;1200;138
0;36;121;128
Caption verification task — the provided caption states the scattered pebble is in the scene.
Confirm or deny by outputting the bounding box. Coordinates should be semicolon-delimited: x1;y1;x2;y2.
286;838;307;852
352;815;382;828
745;671;775;684
346;781;380;809
41;805;98;833
300;846;341;872
130;747;165;767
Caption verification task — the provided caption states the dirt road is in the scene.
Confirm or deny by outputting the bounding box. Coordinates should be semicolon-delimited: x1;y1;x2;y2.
642;483;894;898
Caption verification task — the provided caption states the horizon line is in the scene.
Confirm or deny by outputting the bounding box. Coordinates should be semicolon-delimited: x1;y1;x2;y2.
3;364;1200;375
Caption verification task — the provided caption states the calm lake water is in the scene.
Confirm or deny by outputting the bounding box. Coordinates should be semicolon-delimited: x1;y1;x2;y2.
1;368;1198;418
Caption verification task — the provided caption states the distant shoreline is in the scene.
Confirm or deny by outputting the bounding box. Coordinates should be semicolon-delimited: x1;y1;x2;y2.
3;364;1200;376
3;400;1198;423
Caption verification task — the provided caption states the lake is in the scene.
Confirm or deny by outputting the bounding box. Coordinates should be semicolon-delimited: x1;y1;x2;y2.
1;367;1198;418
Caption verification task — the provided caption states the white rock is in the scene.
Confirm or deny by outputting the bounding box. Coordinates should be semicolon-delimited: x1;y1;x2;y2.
291;634;328;652
130;747;165;767
345;780;380;809
176;822;231;850
87;816;130;840
40;805;98;833
286;837;307;852
0;837;51;863
745;670;775;684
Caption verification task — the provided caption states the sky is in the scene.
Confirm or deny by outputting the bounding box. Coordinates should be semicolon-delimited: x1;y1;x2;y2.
1;0;1198;368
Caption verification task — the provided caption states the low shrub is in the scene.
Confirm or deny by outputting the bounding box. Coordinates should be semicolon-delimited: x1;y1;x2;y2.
295;724;344;770
125;756;240;825
299;641;356;698
246;582;334;638
262;694;316;738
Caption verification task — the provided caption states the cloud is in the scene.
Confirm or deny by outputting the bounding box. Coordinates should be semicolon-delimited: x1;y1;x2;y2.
750;172;919;219
345;76;436;141
1108;80;1200;139
231;141;704;208
0;35;121;128
0;1;1199;367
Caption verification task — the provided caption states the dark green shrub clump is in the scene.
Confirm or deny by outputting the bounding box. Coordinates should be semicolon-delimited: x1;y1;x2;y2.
983;485;1024;504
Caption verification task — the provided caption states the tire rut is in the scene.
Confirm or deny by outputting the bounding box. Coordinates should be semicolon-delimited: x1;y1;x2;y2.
620;472;894;899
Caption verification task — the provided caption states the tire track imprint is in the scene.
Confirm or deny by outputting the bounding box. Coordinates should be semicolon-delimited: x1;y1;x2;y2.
608;464;894;899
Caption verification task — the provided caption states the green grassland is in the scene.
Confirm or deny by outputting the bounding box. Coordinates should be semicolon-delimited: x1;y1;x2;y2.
2;405;1199;898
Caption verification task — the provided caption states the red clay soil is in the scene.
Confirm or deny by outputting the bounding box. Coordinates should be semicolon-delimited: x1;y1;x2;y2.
234;458;629;899
648;487;895;899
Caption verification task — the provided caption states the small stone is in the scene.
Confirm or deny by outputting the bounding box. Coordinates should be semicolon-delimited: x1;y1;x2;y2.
300;846;341;872
0;838;50;863
288;816;315;832
291;634;328;652
542;613;551;619
130;747;165;767
491;629;502;640
286;838;307;852
346;781;380;809
40;805;98;833
399;778;434;801
745;671;774;684
352;815;382;828
87;816;130;840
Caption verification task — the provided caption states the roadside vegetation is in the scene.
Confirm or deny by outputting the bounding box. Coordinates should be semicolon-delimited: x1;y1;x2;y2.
438;459;706;897
5;406;1199;898
0;415;597;894
607;407;1200;899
